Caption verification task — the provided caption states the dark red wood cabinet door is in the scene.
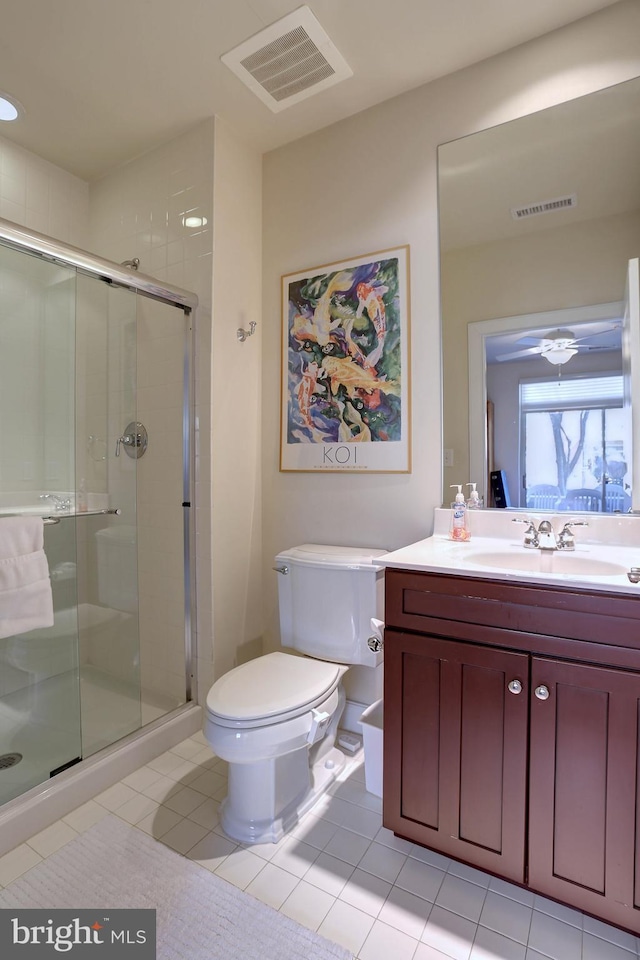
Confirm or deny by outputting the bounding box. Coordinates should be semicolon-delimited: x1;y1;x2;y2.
529;656;640;933
384;630;528;882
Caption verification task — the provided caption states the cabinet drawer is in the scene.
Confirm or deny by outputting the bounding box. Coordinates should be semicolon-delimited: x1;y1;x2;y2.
385;567;640;650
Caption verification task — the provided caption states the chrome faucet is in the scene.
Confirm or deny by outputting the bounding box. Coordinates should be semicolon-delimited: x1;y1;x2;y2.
39;493;72;512
513;517;588;552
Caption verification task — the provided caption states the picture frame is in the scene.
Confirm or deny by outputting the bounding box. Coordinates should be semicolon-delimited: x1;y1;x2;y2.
280;245;411;473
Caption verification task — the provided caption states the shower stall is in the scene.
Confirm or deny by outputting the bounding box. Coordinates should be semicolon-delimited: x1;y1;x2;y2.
0;218;196;809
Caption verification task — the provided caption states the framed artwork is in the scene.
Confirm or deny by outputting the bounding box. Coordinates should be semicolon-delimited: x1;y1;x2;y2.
280;245;411;473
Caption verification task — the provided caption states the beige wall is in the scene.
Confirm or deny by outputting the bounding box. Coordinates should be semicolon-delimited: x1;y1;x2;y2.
262;0;640;651
211;120;263;681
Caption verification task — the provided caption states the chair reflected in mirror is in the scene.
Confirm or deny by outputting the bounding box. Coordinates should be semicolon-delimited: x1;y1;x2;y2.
526;484;561;510
559;488;603;512
603;483;632;513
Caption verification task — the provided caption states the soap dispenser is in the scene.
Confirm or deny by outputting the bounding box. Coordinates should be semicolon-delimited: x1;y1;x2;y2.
449;485;470;541
466;482;483;509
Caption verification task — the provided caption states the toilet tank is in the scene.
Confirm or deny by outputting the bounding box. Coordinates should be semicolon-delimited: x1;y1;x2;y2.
275;544;386;667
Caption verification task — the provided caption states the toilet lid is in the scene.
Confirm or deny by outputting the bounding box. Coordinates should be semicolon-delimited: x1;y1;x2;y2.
207;651;343;722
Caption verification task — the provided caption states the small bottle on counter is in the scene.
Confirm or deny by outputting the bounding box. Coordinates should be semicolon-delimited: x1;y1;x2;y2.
449;484;470;541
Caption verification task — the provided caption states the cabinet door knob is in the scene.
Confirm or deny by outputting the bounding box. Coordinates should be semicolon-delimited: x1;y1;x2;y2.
507;679;522;694
535;685;550;701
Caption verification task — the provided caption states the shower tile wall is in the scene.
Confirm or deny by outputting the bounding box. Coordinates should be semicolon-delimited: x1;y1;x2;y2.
89;119;214;706
0;134;89;501
0;132;88;246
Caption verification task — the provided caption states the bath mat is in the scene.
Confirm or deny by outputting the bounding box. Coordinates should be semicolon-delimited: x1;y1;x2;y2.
0;816;351;960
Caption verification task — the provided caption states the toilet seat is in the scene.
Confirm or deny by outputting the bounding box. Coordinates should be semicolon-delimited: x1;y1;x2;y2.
206;651;344;728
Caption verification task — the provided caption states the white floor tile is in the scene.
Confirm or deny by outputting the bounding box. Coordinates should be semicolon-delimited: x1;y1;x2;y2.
289;813;339;850
410;844;452;871
414;944;460;960
317;899;375;956
213;848;265;889
447;860;492;889
270;836;319;878
359;918;419;960
582;933;637;960
162;785;209;817
115;794;160;825
304;851;355;897
421;904;477;960
62;800;109;834
374;825;413;855
358;841;407;883
186;829;236;868
94;782;139;811
26;821;77;858
14;743;640;960
527;911;582;960
161;818;210;855
339;868;392;917
188;768;227;797
324;826;372;866
121;765;164;792
395;858;447;903
339;803;382;839
582;915;638;953
378;885;432;940
146;750;187;777
479;891;533;945
435;873;488;924
169;738;206;760
140;774;182;803
533;894;583;929
0;843;42;886
136;805;184;839
186;797;221;830
471;926;526;960
280;879;336;931
244;861;300;909
488;875;535;907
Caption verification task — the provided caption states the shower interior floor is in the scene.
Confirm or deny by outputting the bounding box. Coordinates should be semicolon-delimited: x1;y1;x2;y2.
0;665;178;806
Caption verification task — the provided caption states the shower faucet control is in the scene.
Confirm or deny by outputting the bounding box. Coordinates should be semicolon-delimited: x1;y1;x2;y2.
115;421;148;459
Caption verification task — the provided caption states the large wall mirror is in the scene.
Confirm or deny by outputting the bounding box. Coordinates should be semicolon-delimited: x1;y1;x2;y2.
439;75;640;515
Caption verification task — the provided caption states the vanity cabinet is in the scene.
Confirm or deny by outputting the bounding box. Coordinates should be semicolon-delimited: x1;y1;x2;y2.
383;567;640;933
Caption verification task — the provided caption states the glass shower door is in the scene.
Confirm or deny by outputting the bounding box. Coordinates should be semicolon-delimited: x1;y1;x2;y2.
75;275;141;756
0;244;82;805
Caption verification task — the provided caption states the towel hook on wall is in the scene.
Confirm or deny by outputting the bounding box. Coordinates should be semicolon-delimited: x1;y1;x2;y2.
237;321;257;343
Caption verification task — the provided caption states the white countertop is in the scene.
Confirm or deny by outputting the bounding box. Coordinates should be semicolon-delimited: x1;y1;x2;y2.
380;530;640;596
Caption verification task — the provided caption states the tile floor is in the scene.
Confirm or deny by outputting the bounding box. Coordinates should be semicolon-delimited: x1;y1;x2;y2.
0;731;638;960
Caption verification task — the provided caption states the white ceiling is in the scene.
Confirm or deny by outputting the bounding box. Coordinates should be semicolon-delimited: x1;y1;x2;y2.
0;0;621;181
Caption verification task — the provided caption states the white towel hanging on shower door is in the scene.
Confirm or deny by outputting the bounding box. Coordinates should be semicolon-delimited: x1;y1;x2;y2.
0;516;54;639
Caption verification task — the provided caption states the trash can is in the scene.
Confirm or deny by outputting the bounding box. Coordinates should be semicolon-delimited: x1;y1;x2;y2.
359;699;383;797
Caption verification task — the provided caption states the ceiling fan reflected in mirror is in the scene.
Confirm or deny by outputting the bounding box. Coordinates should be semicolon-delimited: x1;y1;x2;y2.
495;325;621;366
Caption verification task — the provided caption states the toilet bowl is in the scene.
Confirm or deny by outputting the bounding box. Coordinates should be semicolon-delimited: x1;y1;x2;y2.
204;544;386;845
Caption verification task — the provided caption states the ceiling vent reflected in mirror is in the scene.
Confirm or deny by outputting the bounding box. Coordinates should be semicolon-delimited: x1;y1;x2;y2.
510;193;577;221
221;6;352;113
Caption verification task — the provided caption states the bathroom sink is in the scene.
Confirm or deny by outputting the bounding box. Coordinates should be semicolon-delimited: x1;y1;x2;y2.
465;550;627;577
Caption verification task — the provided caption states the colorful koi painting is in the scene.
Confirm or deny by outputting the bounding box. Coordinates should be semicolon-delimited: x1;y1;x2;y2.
280;246;410;472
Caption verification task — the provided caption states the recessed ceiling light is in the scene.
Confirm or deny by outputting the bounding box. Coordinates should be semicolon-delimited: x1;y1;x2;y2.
182;215;207;228
0;94;23;122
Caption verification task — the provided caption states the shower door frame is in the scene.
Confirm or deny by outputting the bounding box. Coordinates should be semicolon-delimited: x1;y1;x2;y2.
0;216;198;706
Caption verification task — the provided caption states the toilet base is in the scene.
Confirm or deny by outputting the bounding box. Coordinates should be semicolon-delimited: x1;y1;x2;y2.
220;745;347;845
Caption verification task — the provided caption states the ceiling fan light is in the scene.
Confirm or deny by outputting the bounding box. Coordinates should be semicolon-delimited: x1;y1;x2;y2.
543;347;578;365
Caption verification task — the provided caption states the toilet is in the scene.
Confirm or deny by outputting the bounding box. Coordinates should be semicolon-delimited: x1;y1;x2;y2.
204;543;386;844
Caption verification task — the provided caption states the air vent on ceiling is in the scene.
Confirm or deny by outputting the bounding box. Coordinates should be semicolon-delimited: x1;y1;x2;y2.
221;6;353;113
510;193;577;221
